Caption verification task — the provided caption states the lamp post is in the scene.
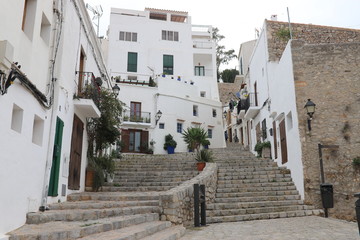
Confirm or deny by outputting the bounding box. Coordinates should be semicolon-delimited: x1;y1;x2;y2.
112;84;120;97
304;99;316;131
155;110;162;125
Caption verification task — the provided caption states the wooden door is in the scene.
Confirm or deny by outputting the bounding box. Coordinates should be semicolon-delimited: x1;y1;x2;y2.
68;115;84;190
78;50;85;95
273;121;278;159
228;128;232;142
121;129;130;153
48;117;64;196
130;102;141;122
279;119;288;164
240;127;244;145
254;82;258;106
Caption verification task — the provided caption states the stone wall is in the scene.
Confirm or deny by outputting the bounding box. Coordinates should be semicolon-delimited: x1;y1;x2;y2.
291;40;360;220
159;163;218;226
266;20;360;62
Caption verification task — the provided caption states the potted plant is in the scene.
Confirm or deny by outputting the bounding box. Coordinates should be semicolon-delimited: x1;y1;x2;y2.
202;139;210;149
254;141;271;158
195;149;214;171
182;127;208;153
163;134;177;154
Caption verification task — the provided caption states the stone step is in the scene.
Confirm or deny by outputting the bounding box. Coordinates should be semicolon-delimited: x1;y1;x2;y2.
114;175;196;182
8;213;159;240
115;167;196;171
48;200;159;211
114;171;197;176
214;194;301;203
141;225;186;240
207;205;313;217
217;167;289;173
217;177;293;184
217;174;292;180
26;206;160;224
108;182;179;187
215;190;300;198
218;175;292;181
207;200;304;210
79;221;172;240
216;185;297;193
101;186;173;192
207;209;323;223
67;192;160;202
216;181;295;189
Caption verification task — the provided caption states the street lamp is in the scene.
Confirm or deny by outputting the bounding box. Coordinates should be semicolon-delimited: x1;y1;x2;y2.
112;84;120;97
304;99;316;131
155;110;162;125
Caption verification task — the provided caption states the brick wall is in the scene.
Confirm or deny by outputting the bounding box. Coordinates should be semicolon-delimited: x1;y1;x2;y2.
266;20;360;62
291;40;360;220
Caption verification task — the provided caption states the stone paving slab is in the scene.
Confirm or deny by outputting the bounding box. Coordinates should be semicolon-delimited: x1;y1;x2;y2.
179;216;359;240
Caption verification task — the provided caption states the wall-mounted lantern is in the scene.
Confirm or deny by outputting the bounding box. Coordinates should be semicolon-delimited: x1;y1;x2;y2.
112;84;120;97
155;110;162;125
304;99;316;131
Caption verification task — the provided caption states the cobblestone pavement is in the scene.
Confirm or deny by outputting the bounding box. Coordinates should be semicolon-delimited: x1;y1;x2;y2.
179;216;359;240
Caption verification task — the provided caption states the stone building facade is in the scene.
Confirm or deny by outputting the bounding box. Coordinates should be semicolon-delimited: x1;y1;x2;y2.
266;20;360;220
292;40;360;220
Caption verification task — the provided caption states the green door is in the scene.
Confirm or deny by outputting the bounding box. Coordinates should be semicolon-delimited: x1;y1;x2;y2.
48;117;64;197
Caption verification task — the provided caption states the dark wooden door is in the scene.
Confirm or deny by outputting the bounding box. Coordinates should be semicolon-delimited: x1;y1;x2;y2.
279;119;288;164
68;114;84;190
78;51;85;95
273;121;278;159
121;129;148;153
48;117;64;196
240;127;244;145
130;102;141;121
121;129;130;153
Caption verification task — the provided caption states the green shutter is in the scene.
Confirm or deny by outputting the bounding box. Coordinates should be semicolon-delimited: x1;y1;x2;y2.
163;55;173;75
48;117;64;197
127;52;137;72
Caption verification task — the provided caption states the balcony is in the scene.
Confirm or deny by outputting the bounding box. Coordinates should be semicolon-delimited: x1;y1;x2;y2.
74;71;101;118
122;110;151;128
238;93;261;120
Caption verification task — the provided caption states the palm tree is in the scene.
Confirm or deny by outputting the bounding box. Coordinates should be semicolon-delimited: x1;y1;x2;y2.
182;127;208;153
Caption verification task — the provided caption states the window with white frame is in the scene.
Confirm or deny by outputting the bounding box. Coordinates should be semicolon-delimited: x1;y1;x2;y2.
200;91;206;97
162;30;179;41
120;31;137;42
177;122;183;133
159;123;165;129
193;105;198;116
208;129;213;138
212;109;217;118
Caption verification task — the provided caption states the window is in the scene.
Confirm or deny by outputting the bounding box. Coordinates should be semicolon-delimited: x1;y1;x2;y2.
22;0;37;39
193;105;198;116
159;123;165;129
120;31;137;42
177;122;183;133
262;119;267;140
32;115;44;146
200;91;206;97
163;55;173;75
208;129;213;139
40;13;51;45
162;30;179;41
212;109;217;118
127;52;138;72
195;66;205;76
11;104;24;133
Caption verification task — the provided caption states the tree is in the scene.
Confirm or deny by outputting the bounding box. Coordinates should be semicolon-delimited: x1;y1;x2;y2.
212;27;237;80
221;69;239;83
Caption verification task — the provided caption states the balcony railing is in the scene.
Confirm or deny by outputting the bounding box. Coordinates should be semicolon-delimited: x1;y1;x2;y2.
122;110;151;124
75;71;101;103
239;93;258;111
193;41;214;49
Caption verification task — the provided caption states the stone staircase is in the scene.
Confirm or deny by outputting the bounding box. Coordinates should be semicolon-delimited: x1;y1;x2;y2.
207;145;322;223
102;153;198;192
7;152;199;240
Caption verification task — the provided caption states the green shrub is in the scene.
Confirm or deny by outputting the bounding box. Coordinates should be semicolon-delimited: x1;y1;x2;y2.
353;157;360;166
195;149;214;163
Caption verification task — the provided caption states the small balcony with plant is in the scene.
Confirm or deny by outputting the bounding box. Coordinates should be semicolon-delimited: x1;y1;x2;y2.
238;92;260;120
122;110;151;127
73;71;102;118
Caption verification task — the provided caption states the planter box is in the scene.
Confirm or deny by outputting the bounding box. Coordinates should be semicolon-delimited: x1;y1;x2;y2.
167;146;175;154
262;147;271;158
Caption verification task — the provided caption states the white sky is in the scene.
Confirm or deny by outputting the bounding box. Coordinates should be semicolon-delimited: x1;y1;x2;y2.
84;0;360;69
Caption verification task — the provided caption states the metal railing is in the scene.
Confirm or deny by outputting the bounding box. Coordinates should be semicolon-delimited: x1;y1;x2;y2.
239;93;259;112
122;110;151;124
75;71;101;104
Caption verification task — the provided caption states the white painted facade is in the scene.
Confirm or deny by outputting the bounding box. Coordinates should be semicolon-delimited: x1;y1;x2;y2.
237;22;304;198
107;8;225;153
0;0;109;236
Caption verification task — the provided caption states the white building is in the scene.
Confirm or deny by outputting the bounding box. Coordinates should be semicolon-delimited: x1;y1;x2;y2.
0;0;110;237
237;21;304;198
107;8;225;154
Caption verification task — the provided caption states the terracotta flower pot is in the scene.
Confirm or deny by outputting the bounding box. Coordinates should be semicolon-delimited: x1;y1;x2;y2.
197;162;206;171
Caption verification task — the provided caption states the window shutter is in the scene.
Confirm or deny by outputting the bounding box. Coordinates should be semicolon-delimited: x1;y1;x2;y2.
127;52;138;72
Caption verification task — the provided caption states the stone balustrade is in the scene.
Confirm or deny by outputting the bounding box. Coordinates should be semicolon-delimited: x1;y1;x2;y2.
159;163;218;226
